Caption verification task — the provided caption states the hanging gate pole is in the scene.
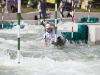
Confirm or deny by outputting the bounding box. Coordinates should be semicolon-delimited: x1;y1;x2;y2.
54;0;57;42
71;0;74;38
17;0;21;64
38;1;41;25
1;1;4;29
60;1;62;23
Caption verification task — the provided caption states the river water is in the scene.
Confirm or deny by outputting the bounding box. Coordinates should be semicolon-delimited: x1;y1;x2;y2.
0;22;100;75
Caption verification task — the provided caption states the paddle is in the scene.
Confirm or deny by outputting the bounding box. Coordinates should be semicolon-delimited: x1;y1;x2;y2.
44;25;47;46
41;19;47;47
41;21;48;46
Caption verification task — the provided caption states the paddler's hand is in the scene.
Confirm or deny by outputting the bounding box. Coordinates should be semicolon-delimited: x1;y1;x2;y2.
43;21;48;25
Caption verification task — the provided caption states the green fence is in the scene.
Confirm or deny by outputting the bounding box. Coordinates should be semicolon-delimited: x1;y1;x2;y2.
77;17;99;23
61;24;88;44
0;24;25;29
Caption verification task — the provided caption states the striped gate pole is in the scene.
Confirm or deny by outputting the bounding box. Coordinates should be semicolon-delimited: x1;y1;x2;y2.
37;3;39;25
87;5;90;22
60;1;62;23
54;0;57;42
71;0;74;38
88;9;90;22
38;1;41;25
74;5;75;22
17;0;21;64
1;3;4;29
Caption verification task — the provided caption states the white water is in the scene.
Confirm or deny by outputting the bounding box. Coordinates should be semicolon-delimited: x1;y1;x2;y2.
0;21;100;75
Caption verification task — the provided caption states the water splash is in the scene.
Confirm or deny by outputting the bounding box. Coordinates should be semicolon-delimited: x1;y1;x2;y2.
0;21;100;75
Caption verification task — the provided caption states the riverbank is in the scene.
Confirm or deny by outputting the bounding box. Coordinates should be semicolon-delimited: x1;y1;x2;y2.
0;7;100;13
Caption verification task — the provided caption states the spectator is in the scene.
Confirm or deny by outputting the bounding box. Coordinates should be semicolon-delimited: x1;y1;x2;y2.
78;0;82;8
12;3;23;19
13;0;17;6
66;11;72;17
58;1;64;18
85;1;88;10
6;1;12;13
12;3;18;13
3;0;11;13
27;0;34;9
41;0;47;20
9;0;14;11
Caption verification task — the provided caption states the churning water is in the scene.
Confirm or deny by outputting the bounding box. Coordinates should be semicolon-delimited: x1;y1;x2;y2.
0;21;100;75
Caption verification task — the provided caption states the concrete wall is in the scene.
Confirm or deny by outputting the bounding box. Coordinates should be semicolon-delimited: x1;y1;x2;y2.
0;13;39;20
88;25;100;45
0;20;39;25
0;11;100;45
0;12;100;20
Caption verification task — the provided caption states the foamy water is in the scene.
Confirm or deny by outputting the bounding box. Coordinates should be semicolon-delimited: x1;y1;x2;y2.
0;21;100;75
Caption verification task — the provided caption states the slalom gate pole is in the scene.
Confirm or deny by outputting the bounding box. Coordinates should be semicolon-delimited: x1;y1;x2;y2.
74;5;75;22
54;0;57;42
60;1;62;23
1;1;4;29
17;0;21;64
88;5;90;22
71;0;74;38
44;20;47;46
38;1;41;25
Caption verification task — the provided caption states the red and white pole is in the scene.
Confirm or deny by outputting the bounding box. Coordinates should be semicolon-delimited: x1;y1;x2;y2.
71;0;74;38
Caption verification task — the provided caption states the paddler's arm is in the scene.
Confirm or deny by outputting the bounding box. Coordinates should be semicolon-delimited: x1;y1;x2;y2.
43;21;55;27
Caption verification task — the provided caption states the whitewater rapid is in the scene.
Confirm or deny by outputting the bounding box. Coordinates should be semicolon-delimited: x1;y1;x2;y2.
0;21;100;75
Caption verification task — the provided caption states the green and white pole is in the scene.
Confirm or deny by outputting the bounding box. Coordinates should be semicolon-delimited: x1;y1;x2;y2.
17;0;21;64
60;1;62;23
54;0;57;42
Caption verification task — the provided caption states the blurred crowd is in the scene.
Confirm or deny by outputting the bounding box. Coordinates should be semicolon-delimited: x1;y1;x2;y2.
0;0;19;13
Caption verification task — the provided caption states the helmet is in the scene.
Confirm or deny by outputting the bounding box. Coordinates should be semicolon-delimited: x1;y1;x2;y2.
46;24;52;29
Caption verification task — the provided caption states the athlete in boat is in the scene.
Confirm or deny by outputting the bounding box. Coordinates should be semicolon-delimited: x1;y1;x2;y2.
42;21;66;46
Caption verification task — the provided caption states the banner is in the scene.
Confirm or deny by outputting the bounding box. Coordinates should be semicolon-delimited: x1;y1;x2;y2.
46;0;61;4
81;1;86;9
46;0;51;3
50;0;55;4
46;0;55;4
